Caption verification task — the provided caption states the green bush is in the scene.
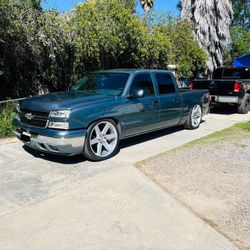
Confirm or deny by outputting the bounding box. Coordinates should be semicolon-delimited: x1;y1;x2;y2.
0;0;207;100
0;102;16;138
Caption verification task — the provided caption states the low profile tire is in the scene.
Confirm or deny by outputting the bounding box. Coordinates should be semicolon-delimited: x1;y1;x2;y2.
184;105;202;130
83;119;120;161
238;93;250;114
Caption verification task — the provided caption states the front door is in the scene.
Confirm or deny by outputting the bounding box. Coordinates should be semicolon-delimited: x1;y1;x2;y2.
154;73;182;127
123;73;160;137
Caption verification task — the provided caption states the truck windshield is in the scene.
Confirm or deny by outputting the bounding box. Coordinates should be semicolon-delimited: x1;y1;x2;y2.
71;72;129;96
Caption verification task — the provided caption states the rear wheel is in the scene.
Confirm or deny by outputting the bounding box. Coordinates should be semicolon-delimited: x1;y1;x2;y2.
184;105;202;130
238;93;250;114
83;119;119;161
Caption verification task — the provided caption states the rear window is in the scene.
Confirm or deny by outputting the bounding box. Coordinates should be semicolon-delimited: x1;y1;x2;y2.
155;73;176;94
223;68;242;78
213;68;250;79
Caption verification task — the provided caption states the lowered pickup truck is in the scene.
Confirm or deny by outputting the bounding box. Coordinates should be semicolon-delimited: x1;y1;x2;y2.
14;69;209;161
191;67;250;114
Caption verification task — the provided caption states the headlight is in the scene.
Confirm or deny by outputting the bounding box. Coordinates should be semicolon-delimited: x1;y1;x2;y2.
49;110;70;118
48;121;69;130
16;103;21;112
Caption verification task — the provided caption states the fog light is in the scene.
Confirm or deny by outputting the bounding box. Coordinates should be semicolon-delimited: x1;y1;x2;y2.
48;122;69;130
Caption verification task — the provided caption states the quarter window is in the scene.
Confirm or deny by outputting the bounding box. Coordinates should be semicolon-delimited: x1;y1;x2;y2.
130;74;155;96
156;73;176;94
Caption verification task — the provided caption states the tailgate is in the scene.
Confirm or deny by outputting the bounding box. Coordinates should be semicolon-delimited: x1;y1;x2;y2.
208;80;236;95
192;80;237;96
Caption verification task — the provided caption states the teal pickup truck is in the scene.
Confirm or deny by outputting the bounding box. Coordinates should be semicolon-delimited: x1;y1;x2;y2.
14;69;209;161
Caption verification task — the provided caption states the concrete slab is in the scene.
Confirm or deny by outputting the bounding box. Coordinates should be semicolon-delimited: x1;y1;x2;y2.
0;108;249;249
0;165;238;250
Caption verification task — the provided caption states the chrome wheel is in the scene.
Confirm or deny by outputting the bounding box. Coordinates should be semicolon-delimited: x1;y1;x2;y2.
191;105;202;128
89;121;118;158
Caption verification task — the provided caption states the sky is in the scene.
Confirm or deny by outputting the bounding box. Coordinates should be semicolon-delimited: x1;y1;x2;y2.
42;0;180;16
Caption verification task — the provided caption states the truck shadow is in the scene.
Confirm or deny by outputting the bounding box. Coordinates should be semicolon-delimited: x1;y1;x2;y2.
23;145;87;164
120;125;184;150
23;122;207;164
209;105;237;115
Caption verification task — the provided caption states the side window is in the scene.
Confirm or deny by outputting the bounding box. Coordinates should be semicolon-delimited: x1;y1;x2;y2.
156;73;176;94
130;74;155;96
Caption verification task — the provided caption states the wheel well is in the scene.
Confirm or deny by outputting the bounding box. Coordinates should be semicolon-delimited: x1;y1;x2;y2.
87;117;122;136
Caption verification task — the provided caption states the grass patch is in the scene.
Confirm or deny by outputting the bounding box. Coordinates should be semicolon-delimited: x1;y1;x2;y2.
236;121;250;132
137;120;250;167
0;102;16;138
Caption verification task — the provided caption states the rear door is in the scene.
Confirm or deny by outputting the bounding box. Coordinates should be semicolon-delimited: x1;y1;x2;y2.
123;73;160;136
154;73;182;127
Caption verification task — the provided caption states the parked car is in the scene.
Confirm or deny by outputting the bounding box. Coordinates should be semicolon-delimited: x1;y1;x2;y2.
13;69;209;161
190;66;250;114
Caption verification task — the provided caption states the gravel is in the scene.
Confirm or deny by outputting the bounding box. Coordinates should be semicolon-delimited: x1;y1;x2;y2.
137;127;250;250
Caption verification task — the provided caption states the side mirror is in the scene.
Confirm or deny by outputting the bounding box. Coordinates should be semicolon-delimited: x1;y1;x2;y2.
128;89;144;99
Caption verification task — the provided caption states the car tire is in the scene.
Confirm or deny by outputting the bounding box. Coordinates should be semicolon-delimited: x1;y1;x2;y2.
184;105;202;130
83;119;120;161
238;93;250;114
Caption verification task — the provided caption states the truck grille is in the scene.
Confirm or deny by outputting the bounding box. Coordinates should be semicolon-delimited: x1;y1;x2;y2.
18;107;49;128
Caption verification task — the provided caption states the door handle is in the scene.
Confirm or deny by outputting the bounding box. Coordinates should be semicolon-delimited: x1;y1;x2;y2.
173;97;178;102
152;100;160;105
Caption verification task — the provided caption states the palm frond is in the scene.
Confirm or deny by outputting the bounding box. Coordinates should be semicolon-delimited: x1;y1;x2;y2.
141;0;154;13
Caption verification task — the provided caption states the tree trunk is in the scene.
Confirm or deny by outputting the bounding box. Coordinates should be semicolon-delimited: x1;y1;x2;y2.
181;0;233;74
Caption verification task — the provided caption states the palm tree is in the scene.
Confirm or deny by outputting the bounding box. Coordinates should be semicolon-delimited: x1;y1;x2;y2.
181;0;233;74
141;0;155;13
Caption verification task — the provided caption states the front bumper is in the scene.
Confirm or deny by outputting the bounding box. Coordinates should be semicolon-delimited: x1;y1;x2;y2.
13;119;86;156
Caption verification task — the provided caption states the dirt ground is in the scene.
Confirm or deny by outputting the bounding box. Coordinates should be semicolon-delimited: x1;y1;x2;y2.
137;125;250;250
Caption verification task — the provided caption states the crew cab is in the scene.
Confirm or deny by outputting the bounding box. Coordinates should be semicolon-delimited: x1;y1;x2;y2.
191;67;250;114
13;69;209;161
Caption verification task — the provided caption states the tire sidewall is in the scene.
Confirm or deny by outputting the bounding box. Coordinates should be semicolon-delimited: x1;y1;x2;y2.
186;105;202;129
83;119;120;161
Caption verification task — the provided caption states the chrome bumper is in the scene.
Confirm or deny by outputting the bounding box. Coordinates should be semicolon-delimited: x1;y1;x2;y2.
211;95;239;104
14;130;85;156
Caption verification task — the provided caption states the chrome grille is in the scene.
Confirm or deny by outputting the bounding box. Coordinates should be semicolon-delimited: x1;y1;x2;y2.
18;107;49;128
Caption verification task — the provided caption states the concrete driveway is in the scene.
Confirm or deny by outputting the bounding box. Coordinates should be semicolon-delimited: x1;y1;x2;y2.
0;107;249;250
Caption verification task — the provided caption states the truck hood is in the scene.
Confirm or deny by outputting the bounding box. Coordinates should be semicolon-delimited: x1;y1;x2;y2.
20;91;117;111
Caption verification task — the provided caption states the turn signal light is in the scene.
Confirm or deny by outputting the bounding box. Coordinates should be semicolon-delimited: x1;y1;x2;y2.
234;82;241;93
189;82;194;89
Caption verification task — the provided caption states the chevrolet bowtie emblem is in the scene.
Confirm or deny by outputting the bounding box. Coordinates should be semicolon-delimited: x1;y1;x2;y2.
25;113;33;120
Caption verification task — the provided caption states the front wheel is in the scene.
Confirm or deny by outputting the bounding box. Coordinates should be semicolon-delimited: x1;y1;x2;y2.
184;105;202;130
83;119;120;161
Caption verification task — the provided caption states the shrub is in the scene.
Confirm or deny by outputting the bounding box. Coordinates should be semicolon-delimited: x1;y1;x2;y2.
0;102;16;138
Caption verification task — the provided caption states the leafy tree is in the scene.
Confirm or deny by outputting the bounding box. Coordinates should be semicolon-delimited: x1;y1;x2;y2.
121;0;137;12
0;0;207;100
232;0;250;30
225;0;250;63
229;25;250;61
0;0;73;99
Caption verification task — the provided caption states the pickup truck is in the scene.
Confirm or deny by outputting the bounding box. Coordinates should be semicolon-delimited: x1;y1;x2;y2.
190;67;250;114
13;69;209;161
